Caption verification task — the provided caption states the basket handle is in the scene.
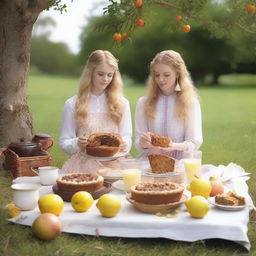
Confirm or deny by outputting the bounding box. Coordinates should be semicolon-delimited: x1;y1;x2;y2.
31;167;39;175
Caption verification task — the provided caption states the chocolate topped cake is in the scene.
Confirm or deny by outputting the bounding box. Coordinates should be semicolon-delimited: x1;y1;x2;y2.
86;132;122;157
131;182;184;205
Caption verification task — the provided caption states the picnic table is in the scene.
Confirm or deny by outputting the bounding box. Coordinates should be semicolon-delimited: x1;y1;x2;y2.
9;163;254;251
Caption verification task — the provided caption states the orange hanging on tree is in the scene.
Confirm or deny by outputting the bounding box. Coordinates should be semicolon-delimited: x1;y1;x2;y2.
246;4;255;13
176;15;182;22
136;19;145;27
134;0;143;8
121;33;129;40
113;32;122;41
183;25;191;32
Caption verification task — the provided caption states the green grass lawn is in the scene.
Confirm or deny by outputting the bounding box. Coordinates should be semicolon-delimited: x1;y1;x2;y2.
0;74;256;255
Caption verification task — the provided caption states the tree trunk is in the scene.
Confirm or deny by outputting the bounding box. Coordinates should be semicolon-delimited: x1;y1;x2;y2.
0;0;50;168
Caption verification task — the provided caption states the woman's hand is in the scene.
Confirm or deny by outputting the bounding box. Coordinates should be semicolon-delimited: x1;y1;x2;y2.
78;136;88;150
139;132;152;149
119;142;127;153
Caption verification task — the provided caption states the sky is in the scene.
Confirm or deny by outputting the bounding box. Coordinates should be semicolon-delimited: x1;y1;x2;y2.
37;0;109;54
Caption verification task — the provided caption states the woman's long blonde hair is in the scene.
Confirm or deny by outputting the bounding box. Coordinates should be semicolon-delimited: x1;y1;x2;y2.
75;50;124;126
145;50;199;120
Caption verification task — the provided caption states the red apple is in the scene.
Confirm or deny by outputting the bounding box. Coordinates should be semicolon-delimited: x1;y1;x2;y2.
209;176;224;197
32;213;61;240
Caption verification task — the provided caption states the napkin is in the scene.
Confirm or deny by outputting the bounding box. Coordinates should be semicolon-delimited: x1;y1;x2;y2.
12;176;41;184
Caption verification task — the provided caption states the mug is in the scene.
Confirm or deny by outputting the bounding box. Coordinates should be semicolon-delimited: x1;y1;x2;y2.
31;166;59;185
32;133;54;151
11;183;40;211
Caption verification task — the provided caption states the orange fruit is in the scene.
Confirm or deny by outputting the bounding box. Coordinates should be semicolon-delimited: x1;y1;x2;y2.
121;33;129;40
113;32;122;41
247;4;255;13
134;0;143;8
176;15;182;22
136;19;145;27
183;25;191;32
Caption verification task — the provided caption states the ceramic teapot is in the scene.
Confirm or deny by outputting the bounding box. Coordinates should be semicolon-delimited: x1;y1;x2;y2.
8;139;47;157
32;133;54;151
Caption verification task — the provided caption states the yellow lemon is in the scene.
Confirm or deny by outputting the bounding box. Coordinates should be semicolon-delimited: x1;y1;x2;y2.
187;178;211;198
38;194;64;216
71;191;94;212
96;194;121;218
185;195;210;218
5;203;21;218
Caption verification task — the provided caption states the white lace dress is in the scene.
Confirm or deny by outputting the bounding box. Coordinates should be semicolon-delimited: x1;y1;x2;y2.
59;93;132;173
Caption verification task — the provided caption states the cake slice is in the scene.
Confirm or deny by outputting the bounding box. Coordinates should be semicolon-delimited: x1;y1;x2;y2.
150;133;171;147
215;191;246;206
148;153;175;173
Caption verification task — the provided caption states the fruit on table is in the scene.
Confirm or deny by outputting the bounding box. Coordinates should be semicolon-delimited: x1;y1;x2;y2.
71;191;94;212
187;178;211;198
185;196;210;218
38;194;64;216
32;213;61;240
5;203;21;218
96;194;121;218
209;176;224;197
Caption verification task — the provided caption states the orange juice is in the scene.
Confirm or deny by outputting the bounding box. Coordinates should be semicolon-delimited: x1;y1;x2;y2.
184;158;201;182
122;169;141;190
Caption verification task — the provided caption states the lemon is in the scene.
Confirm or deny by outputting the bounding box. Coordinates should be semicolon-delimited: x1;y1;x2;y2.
38;194;64;216
5;203;21;218
96;194;121;218
71;191;94;212
185;195;210;218
187;178;211;198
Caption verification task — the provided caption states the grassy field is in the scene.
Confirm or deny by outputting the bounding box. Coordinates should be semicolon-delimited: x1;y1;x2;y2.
0;74;256;255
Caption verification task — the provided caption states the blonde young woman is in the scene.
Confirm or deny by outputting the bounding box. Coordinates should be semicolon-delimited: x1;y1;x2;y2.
135;50;202;160
59;50;132;173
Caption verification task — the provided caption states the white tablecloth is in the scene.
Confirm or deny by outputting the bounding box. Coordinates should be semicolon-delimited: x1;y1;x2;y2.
9;164;253;251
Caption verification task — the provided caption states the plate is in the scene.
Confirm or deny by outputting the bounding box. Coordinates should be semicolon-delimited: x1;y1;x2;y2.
208;197;248;211
126;194;187;214
112;180;127;191
52;182;112;202
98;167;123;180
88;152;128;161
143;169;184;177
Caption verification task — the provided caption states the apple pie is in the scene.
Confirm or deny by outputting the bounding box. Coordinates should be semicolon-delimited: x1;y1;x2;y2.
56;173;104;192
131;182;184;205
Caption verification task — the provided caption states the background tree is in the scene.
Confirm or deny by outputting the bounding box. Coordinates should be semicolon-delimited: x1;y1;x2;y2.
0;0;67;167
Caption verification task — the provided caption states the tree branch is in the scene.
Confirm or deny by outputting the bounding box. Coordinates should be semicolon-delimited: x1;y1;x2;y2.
236;23;256;35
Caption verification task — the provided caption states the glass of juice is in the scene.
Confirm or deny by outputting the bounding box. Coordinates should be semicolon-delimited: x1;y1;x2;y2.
122;169;141;191
182;150;202;183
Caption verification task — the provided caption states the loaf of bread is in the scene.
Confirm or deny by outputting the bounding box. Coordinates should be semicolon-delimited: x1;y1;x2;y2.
86;133;122;157
150;133;171;147
148;153;175;173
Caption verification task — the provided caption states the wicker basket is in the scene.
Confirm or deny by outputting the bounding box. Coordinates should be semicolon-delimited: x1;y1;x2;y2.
3;148;52;178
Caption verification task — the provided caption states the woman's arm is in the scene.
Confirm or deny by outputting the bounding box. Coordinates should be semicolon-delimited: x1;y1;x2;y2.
59;97;80;155
135;97;151;151
172;99;203;151
119;98;133;152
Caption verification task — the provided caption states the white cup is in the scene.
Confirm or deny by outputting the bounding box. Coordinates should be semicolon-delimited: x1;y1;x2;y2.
11;183;40;211
32;166;59;185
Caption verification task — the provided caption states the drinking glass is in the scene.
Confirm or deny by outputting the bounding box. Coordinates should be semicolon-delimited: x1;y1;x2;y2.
182;150;202;183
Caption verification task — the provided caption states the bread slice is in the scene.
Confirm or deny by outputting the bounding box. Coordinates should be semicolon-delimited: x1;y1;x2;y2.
148;153;175;173
150;133;171;148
